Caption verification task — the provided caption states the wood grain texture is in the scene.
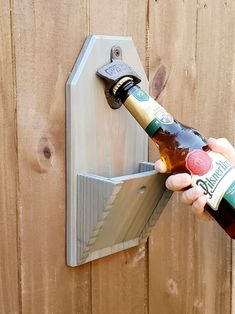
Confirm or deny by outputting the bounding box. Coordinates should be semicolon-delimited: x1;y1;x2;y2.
91;245;147;314
195;3;235;311
5;0;234;312
89;1;149;313
13;1;91;313
148;0;233;313
0;1;20;313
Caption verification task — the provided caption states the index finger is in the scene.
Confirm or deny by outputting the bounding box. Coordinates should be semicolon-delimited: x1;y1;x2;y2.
165;173;192;191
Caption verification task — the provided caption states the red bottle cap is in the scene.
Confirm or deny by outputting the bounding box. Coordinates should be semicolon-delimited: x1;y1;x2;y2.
185;149;213;176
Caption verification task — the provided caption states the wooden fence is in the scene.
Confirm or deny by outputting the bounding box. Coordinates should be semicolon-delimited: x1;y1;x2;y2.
0;0;234;313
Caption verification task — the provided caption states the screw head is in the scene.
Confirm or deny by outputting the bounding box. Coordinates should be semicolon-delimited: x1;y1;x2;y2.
111;46;122;61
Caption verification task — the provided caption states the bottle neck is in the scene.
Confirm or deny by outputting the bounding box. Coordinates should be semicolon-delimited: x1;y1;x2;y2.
112;77;135;103
112;76;170;137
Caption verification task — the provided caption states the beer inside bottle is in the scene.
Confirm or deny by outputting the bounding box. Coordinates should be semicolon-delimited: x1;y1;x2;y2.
112;76;235;239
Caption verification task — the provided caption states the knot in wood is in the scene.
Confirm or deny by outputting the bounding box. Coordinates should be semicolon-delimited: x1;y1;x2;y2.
35;137;54;173
43;146;52;159
151;65;167;100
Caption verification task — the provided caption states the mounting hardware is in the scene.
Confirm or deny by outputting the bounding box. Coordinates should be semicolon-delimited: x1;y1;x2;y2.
97;45;141;109
111;45;122;60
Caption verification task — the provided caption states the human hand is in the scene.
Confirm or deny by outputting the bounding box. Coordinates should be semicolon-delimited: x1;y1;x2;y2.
155;138;235;220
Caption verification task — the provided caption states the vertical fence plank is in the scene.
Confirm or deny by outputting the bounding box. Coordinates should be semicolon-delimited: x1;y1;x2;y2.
148;0;233;313
13;1;91;313
89;1;149;313
0;1;20;313
196;2;235;312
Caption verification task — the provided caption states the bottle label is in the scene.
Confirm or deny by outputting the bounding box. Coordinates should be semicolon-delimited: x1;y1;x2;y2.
187;150;235;210
224;181;235;207
124;87;173;136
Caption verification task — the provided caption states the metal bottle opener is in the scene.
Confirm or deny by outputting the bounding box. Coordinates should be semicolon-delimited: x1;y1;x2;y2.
96;46;141;109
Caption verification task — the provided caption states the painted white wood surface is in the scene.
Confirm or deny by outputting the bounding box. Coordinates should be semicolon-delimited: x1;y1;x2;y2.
77;169;171;265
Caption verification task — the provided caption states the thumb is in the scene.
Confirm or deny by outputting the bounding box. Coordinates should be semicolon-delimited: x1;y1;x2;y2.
207;138;235;165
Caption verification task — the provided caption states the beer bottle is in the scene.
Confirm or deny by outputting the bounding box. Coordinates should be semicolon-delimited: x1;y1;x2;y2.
112;76;235;239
